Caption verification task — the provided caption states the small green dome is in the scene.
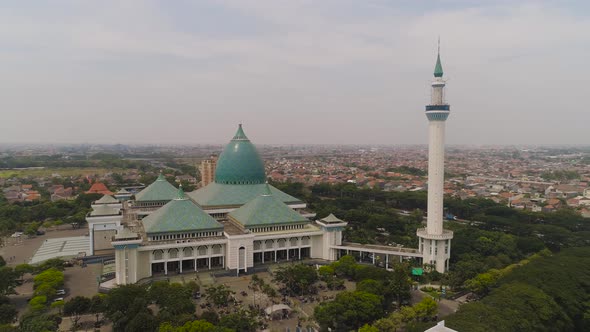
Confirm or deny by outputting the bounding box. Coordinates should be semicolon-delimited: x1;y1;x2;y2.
214;124;267;185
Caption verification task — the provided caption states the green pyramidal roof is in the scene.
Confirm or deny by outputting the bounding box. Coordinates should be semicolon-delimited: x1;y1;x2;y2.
434;53;443;78
214;124;267;185
188;182;303;208
228;184;308;227
135;173;178;202
141;189;223;234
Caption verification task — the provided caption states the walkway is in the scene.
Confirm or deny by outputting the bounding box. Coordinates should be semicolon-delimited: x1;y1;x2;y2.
333;242;423;258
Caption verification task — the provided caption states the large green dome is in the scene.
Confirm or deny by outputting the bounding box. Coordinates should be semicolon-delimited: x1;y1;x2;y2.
214;124;267;185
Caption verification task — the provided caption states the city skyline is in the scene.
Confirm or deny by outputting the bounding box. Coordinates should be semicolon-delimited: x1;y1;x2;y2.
1;1;589;145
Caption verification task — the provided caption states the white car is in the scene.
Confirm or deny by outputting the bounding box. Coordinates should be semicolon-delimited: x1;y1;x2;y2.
56;290;66;296
53;297;64;302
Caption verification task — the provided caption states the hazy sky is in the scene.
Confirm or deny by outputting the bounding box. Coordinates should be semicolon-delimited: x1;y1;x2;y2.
1;1;589;145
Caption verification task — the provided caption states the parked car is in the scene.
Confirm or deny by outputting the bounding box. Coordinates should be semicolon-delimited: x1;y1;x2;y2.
53;297;64;303
56;289;66;296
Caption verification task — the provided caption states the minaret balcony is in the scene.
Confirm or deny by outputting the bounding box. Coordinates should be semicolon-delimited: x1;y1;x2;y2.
416;228;453;240
425;105;450;111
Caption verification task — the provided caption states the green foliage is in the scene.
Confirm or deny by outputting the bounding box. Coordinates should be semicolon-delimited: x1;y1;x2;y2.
446;247;590;331
149;281;195;316
19;312;59;332
541;170;580;181
0;267;18;296
204;285;235;308
356;279;384;295
33;268;64;290
33;283;56;299
159;320;224;332
218;309;261;332
358;324;380;332
0;303;16;324
386;166;426;176
314;291;384;331
63;296;91;317
105;284;153;332
273;263;318;296
35;259;65;273
125;311;159;332
29;295;47;311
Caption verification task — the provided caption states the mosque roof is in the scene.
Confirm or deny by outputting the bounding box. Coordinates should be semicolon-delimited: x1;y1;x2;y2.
320;213;345;224
142;187;223;234
90;205;120;216
188;182;303;208
214;124;267;185
134;173;178;202
95;195;119;204
228;184;308;227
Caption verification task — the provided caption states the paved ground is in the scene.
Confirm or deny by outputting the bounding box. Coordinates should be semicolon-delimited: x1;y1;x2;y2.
0;227;88;266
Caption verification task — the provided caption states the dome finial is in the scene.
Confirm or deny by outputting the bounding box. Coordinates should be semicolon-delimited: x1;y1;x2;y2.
175;184;186;200
157;171;165;181
262;181;272;196
434;37;443;78
233;123;249;141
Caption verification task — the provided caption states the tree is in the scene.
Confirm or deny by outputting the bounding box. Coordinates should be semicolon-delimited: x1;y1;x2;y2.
90;294;106;325
205;285;235;308
218;309;260;332
125;311;159;332
14;263;33;281
50;300;64;315
357;279;384;295
388;263;412;306
314;291;383;331
0;303;16;324
413;297;438;321
273;264;318;296
19;312;59;332
332;255;357;278
34;283;56;299
63;296;91;328
359;324;380;332
149;282;195;316
29;295;47;311
33;268;64;289
0;267;17;296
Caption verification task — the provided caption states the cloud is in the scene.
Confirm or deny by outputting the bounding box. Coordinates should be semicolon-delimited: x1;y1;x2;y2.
0;1;588;145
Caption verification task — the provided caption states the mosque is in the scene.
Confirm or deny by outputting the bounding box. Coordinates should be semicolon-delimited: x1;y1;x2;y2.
105;124;352;285
93;49;452;286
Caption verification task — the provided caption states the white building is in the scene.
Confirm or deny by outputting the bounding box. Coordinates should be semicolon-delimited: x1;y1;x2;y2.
110;125;349;285
416;44;454;273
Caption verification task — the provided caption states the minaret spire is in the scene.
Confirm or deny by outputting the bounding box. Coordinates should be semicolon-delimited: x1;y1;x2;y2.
434;38;444;78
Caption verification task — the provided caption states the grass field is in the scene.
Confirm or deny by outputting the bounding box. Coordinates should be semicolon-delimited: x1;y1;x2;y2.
0;167;123;179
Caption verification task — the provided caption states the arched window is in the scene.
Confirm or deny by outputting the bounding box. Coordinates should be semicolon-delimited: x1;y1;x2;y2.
289;237;299;247
169;248;179;259
183;247;193;257
153;250;164;260
198;246;208;256
277;238;286;248
253;241;261;250
265;240;274;249
212;244;222;255
301;236;310;245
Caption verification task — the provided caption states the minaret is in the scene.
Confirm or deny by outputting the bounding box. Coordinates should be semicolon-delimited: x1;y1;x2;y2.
417;41;454;273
